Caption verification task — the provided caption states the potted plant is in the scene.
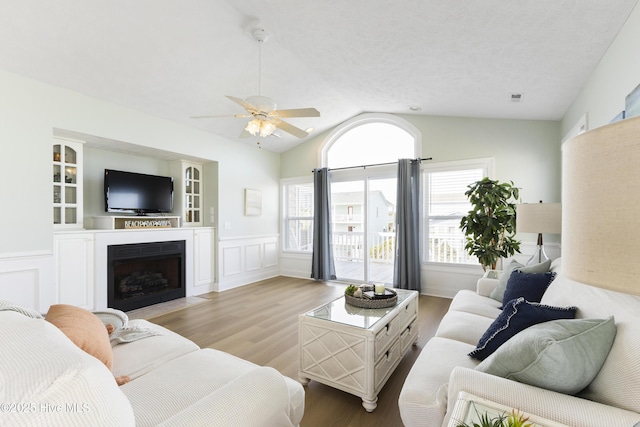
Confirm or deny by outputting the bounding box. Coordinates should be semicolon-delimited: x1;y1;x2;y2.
456;408;534;427
459;177;521;271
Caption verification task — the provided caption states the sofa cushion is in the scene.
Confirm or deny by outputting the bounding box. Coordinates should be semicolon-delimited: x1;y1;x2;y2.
579;318;640;413
447;290;502;319
501;270;556;308
0;310;135;425
121;348;305;426
540;274;640;413
468;298;577;361
398;337;478;427
490;259;551;302
45;304;113;370
435;311;497;346
155;367;295;427
476;316;616;394
111;319;199;380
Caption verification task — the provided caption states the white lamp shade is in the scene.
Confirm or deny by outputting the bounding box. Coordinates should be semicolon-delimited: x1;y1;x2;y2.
562;115;640;296
516;203;562;234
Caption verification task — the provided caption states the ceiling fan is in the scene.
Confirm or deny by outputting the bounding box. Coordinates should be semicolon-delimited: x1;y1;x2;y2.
191;26;320;139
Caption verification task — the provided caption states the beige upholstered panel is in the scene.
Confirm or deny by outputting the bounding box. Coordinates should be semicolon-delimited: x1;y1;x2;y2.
561;115;640;296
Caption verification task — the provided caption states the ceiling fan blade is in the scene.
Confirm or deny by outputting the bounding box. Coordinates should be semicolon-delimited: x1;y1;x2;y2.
190;113;250;119
274;107;320;118
276;120;309;138
226;95;259;113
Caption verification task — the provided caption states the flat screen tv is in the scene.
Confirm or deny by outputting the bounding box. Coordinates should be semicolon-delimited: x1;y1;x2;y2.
104;169;174;215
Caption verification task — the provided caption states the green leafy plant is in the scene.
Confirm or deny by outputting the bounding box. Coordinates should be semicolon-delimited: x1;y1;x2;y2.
345;284;358;296
456;408;533;427
460;177;521;271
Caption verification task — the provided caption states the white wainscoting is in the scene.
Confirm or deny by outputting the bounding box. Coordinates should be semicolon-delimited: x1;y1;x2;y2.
0;251;55;312
217;235;280;291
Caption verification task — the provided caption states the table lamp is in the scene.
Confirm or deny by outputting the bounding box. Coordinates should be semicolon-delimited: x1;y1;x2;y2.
516;201;562;265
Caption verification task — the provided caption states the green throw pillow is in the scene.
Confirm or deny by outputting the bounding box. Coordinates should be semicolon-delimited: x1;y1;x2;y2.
476;316;617;395
489;258;552;302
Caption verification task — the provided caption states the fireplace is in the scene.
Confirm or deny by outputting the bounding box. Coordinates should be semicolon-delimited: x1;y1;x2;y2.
107;240;186;311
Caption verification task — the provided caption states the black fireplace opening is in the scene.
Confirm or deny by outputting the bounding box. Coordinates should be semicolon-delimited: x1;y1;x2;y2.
107;240;186;311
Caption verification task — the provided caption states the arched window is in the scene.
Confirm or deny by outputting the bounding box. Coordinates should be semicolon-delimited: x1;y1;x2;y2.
316;114;421;283
320;113;421;168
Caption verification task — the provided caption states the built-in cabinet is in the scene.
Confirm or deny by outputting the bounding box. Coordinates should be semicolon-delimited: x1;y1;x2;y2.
194;227;215;288
171;160;203;226
53;138;84;229
53;233;94;309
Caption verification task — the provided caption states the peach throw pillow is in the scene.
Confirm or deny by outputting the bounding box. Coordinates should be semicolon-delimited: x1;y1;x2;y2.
45;304;113;370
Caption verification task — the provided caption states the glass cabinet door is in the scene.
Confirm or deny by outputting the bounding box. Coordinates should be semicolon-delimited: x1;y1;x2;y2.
185;165;202;224
53;139;83;228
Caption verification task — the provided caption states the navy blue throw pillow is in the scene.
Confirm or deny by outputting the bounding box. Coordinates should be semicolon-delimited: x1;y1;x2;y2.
501;270;557;309
468;298;577;361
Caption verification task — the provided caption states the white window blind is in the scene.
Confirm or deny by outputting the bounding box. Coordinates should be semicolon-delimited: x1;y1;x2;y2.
423;163;488;264
284;182;314;252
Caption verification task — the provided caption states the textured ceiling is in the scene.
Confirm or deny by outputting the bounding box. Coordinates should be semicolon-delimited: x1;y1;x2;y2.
0;0;637;153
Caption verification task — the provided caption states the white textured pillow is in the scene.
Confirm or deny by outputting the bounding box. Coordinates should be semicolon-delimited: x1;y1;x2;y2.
476;316;616;395
580;319;640;413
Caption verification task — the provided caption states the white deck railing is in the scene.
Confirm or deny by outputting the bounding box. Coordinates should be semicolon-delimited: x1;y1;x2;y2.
332;231;474;264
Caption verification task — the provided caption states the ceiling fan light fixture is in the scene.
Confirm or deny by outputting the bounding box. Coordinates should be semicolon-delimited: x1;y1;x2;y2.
245;119;261;135
245;118;277;138
260;121;276;137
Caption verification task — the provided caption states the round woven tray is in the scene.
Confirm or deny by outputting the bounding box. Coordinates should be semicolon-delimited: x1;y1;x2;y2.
345;286;397;309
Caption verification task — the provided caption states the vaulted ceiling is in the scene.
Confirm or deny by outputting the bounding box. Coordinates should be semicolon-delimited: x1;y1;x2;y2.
0;1;637;152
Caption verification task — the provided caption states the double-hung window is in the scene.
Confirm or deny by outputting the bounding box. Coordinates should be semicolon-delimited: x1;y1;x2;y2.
283;180;314;252
423;159;492;264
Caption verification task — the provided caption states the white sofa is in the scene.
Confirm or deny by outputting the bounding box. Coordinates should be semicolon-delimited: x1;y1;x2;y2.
398;258;640;427
0;303;304;426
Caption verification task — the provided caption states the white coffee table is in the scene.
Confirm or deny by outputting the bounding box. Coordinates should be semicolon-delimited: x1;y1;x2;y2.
298;288;419;412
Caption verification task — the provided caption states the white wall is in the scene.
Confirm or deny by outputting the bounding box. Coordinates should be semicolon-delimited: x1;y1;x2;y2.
561;4;640;136
282;115;560;204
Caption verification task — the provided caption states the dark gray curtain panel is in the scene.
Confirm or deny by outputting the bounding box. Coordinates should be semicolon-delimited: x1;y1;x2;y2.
393;159;421;291
311;168;336;281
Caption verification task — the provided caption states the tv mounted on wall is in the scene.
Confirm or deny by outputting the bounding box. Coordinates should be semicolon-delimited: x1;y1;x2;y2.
104;169;174;215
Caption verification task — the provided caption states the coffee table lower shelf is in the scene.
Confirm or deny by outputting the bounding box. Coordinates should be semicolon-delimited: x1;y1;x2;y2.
298;289;419;412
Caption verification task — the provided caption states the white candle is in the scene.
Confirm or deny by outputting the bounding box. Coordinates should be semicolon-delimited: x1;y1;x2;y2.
374;283;385;295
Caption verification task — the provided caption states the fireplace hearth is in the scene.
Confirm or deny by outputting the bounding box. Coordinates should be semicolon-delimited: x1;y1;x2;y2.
107;240;186;311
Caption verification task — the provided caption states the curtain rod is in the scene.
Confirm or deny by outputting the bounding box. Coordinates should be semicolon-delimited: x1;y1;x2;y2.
313;157;432;173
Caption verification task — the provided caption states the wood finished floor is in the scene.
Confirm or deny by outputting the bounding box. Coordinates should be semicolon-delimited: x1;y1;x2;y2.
147;276;451;427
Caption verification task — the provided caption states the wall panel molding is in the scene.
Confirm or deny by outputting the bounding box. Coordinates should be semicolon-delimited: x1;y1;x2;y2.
0;252;54;312
217;235;279;291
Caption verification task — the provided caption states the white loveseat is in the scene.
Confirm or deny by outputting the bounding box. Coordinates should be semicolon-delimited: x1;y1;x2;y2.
398;258;640;427
0;303;304;426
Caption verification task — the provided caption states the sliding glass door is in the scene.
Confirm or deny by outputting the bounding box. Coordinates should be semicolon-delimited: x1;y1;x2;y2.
331;174;396;284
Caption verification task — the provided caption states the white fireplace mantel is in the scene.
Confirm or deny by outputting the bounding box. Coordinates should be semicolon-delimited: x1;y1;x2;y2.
51;227;215;311
94;229;194;309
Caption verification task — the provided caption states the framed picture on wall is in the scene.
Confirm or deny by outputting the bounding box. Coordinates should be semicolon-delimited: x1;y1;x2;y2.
244;189;262;216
